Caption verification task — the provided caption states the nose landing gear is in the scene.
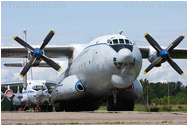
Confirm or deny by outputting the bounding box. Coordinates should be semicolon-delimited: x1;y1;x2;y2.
35;105;41;111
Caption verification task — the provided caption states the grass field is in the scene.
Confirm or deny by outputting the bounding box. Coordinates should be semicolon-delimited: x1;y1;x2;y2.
98;105;187;112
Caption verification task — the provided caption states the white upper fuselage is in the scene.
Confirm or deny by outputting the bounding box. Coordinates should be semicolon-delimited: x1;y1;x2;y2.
21;80;49;106
52;34;142;101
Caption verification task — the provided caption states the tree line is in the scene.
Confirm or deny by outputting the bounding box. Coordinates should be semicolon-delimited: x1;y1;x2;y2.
137;79;187;105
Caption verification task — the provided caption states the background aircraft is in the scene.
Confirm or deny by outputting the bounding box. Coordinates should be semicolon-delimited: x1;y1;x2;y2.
1;72;55;111
1;29;186;111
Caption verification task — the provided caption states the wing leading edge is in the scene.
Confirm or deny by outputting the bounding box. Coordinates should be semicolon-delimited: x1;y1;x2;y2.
1;45;75;58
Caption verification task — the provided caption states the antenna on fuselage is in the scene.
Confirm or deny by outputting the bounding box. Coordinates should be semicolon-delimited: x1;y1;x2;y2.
119;30;123;35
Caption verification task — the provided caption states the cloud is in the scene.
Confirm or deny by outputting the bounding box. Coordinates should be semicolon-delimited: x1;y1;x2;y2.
1;68;21;82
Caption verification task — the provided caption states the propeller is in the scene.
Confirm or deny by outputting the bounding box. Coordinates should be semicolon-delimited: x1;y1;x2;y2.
13;29;62;77
143;33;185;75
1;92;11;102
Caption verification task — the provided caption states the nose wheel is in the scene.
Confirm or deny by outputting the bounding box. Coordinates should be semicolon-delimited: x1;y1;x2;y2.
35;106;41;111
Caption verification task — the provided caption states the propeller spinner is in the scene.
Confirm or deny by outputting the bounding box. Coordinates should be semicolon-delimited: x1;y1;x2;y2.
143;33;185;76
13;29;62;77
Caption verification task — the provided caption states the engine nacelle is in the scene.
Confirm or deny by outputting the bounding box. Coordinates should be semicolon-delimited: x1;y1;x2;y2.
148;51;158;63
13;94;23;106
51;75;86;102
4;89;13;98
148;48;162;67
121;79;143;101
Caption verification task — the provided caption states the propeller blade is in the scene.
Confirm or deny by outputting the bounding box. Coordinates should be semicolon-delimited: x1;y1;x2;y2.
20;57;36;77
40;29;55;50
166;35;185;52
7;97;11;101
167;57;184;75
13;36;34;52
144;33;163;52
1;97;5;102
143;57;163;74
41;55;62;72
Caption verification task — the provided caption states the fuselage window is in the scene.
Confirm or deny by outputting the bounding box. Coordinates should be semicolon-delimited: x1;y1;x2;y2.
119;39;124;44
113;39;118;44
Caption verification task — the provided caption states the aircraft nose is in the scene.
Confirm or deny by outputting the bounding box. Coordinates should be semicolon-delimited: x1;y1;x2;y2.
36;90;44;97
116;48;133;63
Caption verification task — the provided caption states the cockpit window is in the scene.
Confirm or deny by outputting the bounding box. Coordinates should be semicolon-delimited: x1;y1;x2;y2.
125;39;129;44
119;39;124;44
32;85;46;91
108;38;132;45
113;39;118;44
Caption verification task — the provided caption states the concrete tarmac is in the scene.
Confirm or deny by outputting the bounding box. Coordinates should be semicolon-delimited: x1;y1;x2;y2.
1;111;187;125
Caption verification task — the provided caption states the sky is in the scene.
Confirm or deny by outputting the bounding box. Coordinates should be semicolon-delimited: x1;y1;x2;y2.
1;1;187;85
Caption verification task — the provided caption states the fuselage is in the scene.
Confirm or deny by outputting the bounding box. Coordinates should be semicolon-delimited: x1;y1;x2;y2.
52;34;142;102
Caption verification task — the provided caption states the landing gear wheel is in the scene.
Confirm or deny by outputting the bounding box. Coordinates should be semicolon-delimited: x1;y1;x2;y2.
107;95;116;111
47;105;53;112
124;99;134;111
55;101;63;112
106;95;134;111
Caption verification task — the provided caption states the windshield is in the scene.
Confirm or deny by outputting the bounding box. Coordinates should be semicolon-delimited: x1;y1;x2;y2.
32;85;46;91
108;39;132;45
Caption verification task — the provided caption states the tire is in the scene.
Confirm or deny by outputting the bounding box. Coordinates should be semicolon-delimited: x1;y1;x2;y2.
47;105;53;112
107;95;116;111
124;99;134;111
106;95;134;111
55;101;63;112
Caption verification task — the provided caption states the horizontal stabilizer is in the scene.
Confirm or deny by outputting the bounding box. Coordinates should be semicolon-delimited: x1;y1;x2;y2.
1;82;23;87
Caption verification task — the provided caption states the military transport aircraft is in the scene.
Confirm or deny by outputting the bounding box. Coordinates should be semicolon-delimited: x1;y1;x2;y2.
1;29;186;111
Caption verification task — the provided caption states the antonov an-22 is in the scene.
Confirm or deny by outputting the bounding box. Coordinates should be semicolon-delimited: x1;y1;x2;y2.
1;30;186;111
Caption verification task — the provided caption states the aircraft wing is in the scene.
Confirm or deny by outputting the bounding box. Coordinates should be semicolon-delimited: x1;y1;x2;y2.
1;82;23;87
4;61;60;67
139;46;187;59
1;44;87;58
45;80;57;86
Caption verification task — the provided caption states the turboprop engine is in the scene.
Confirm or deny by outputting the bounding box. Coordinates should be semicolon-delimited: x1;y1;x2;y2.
123;79;143;101
143;33;185;75
51;75;86;102
148;48;162;67
1;88;13;102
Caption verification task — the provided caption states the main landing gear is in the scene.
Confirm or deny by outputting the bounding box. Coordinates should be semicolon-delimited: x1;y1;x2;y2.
106;90;134;111
55;99;101;112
